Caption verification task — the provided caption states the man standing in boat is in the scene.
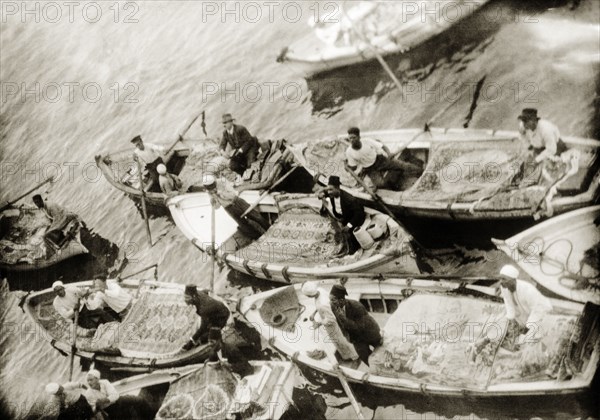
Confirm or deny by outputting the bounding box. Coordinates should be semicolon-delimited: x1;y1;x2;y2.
329;284;382;365
219;113;260;175
203;174;270;240
318;175;365;253
345;127;420;191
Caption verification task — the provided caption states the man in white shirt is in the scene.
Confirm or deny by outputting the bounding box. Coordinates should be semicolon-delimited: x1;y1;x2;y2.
131;135;165;184
53;281;115;329
498;264;553;339
85;277;132;321
43;381;92;419
156;163;182;195
518;108;567;163
345;127;421;190
302;281;360;364
82;369;119;419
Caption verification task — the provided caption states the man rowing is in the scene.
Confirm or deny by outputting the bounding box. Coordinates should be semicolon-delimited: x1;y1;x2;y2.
131;135;165;184
345;127;420;191
52;281;117;329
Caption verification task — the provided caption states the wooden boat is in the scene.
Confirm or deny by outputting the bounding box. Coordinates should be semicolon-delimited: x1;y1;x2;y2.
287;128;600;221
111;361;295;419
0;206;88;272
23;278;234;368
278;1;489;76
96;137;297;212
240;278;600;397
493;205;600;305
167;191;419;283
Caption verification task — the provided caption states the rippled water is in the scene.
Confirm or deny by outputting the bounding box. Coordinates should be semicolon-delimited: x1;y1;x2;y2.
1;0;598;418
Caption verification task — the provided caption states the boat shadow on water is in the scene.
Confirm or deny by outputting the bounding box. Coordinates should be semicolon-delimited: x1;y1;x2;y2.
305;0;580;116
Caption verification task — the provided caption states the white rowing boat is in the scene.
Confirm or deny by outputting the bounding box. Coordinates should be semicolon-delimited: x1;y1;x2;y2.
493;205;600;304
278;1;489;76
167;192;419;283
239;278;599;397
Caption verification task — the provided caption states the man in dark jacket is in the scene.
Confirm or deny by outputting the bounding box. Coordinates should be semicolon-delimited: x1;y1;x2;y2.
181;285;230;350
329;284;382;365
219;113;260;175
318;176;366;253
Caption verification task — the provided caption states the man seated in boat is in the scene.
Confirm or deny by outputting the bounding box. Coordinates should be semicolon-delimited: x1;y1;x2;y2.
85;276;133;321
203;174;270;241
131;134;165;185
329;284;383;365
82;369;119;419
156;163;182;195
52;281;117;329
181;285;231;350
317;175;366;253
302;282;360;366
32;195;79;249
43;381;93;420
345;127;421;191
518;108;567;164
219;113;260;176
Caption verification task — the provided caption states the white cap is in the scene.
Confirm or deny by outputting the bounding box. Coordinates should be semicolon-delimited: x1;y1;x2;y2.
52;281;64;290
87;369;101;379
301;282;319;297
45;383;60;395
157;164;167;175
499;265;519;280
202;174;216;188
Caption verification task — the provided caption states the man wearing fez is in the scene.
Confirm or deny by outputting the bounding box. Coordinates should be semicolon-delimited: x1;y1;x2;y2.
131;135;165;184
518;108;566;164
219;113;260;175
181;285;230;350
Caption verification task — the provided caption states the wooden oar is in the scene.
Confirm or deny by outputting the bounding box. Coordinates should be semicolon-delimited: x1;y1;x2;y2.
134;155;152;246
68;299;80;381
0;176;55;212
325;352;365;420
343;161;428;253
239;165;298;219
210;204;216;293
116;263;158;282
165;110;206;155
341;6;403;96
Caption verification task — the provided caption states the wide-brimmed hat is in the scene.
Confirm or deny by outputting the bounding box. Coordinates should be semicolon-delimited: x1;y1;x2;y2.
517;108;540;121
330;284;348;299
328;176;341;187
222;113;235;123
130;135;143;144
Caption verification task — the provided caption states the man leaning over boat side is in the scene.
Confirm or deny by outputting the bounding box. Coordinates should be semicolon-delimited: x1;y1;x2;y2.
203;174;270;241
82;369;119;420
181;285;231;350
32;195;79;249
518;108;567;164
329;284;383;365
345;127;421;191
219;113;260;175
302;281;361;367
